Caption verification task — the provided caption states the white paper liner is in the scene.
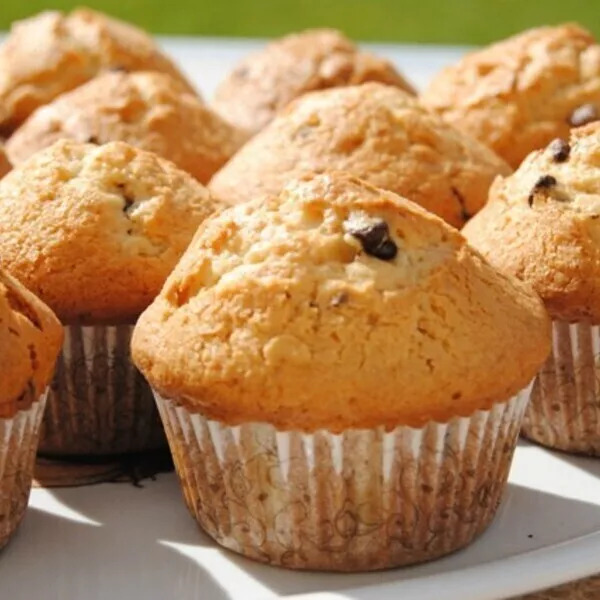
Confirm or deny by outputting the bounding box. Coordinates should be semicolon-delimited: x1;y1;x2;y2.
154;388;529;571
40;324;165;456
0;393;47;548
523;320;600;455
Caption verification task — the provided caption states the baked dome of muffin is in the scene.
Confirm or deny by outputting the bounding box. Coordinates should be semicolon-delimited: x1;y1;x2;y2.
463;123;600;322
212;28;415;135
422;24;600;168
209;83;510;228
0;8;195;134
0;139;223;324
133;171;550;431
0;268;63;417
6;71;245;184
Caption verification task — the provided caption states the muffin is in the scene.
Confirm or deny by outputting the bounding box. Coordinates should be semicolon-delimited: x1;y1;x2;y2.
5;71;245;184
0;269;62;546
422;24;600;168
0;145;10;178
0;8;195;134
464;124;600;455
212;28;415;135
0;139;223;456
209;83;510;228
132;171;550;570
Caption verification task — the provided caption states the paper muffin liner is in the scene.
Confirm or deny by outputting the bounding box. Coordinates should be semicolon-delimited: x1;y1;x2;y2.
522;320;600;455
154;389;529;571
40;324;165;456
0;392;47;549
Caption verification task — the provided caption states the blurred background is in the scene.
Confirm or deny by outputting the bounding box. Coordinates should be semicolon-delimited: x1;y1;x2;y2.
0;0;598;44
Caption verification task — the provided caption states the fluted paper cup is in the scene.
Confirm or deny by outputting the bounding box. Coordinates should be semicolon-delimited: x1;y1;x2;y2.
40;324;165;456
0;391;47;549
154;388;529;571
523;320;600;455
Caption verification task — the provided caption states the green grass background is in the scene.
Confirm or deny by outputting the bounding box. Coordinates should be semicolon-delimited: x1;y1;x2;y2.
1;0;599;44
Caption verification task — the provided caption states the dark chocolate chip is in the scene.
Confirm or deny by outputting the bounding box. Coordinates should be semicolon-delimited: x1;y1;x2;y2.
528;174;557;206
569;103;599;127
86;135;100;145
347;219;398;261
122;194;135;214
548;138;570;162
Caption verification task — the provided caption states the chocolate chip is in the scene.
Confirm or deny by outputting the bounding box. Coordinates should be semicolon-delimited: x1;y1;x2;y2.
86;135;100;144
346;219;398;261
548;138;570;162
528;175;557;206
569;104;599;127
122;193;135;214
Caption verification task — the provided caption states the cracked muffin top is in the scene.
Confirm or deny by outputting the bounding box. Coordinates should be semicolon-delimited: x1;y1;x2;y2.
463;123;600;323
212;28;415;135
209;83;510;228
0;8;195;134
422;24;600;168
0;139;222;324
133;172;550;432
5;70;245;184
0;268;63;417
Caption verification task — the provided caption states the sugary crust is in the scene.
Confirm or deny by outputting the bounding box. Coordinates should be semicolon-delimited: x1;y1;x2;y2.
5;71;245;184
0;8;195;133
0;139;223;324
213;28;415;135
463;123;600;323
133;172;551;432
0;269;62;417
422;24;600;168
209;82;510;228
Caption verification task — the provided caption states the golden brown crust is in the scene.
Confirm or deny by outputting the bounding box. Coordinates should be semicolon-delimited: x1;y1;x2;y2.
6;71;245;184
209;83;510;228
422;24;600;168
0;9;195;134
0;269;62;417
133;172;551;432
213;29;415;135
463;123;600;322
0;146;10;178
0;139;223;324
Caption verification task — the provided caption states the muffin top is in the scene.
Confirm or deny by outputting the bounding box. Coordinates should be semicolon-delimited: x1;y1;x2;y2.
0;8;195;134
0;145;10;179
209;83;510;228
463;123;600;323
422;24;600;168
212;28;415;136
133;172;550;432
0;139;223;325
0;269;63;418
6;71;245;184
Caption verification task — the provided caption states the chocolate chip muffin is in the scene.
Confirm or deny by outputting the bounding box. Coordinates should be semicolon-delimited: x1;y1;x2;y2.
212;28;415;135
6;71;245;184
0;268;62;547
0;8;195;134
0;139;223;456
209;83;510;228
133;171;550;570
422;24;600;168
463;123;600;455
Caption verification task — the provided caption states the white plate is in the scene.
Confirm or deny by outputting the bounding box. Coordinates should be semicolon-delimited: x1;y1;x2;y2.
0;39;598;600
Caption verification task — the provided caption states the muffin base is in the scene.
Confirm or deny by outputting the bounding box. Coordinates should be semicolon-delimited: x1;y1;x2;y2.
522;320;600;455
154;390;528;571
0;393;47;549
40;325;165;456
